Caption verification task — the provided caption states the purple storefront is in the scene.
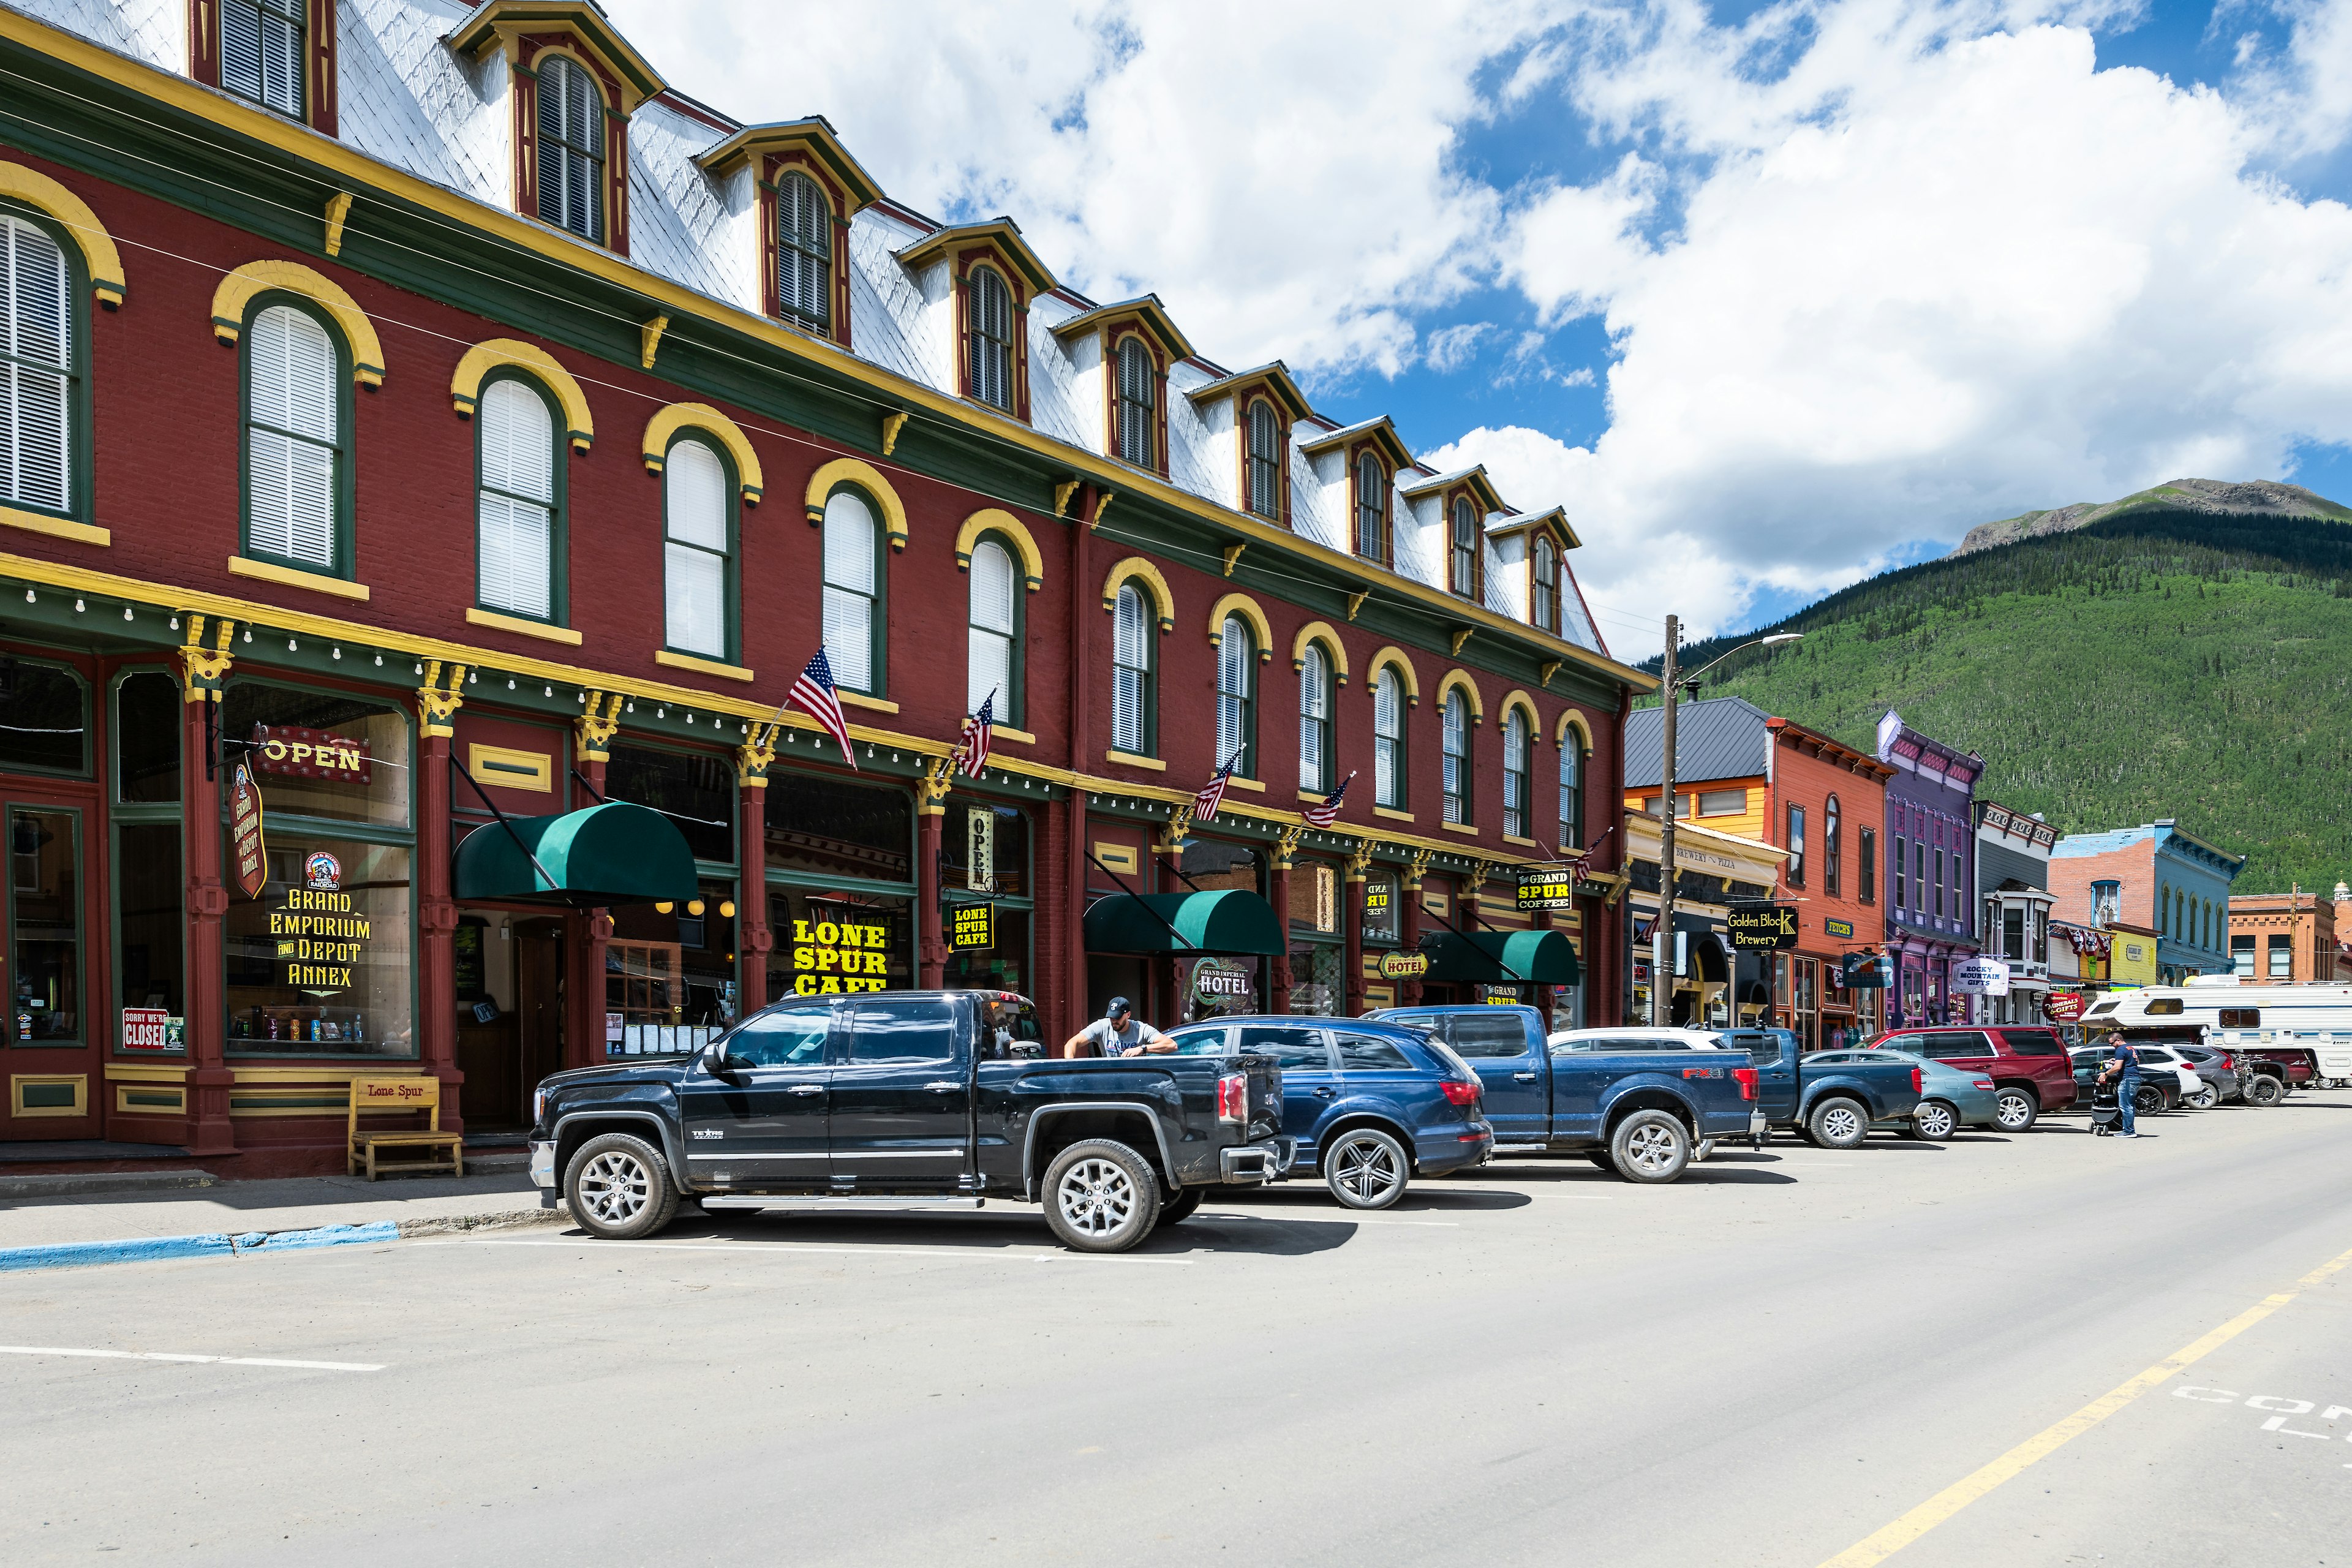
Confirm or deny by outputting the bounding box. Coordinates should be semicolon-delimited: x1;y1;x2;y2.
1875;711;1982;1027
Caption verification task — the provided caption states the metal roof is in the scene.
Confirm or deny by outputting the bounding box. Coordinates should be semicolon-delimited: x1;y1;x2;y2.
1624;696;1774;788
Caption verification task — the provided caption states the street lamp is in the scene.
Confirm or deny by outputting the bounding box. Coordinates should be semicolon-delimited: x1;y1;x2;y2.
1652;622;1803;1026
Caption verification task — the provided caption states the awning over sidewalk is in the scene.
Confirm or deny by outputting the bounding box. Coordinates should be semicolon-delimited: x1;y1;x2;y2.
1417;928;1583;987
452;802;699;907
1082;889;1286;957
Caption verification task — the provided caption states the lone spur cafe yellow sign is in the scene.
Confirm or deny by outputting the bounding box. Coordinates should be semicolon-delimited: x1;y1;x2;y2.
790;918;894;995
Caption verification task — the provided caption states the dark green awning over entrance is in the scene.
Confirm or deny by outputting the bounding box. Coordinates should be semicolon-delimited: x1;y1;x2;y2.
1083;890;1286;957
1418;928;1583;987
452;802;699;907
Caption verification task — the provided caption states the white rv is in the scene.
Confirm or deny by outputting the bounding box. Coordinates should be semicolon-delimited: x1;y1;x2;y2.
2079;976;2352;1086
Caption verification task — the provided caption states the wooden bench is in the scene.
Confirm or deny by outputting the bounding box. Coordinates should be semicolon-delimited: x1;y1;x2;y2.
347;1076;464;1180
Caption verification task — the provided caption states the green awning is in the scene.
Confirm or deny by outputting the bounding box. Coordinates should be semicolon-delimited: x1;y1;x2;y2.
452;802;699;907
1419;928;1583;986
1083;890;1286;957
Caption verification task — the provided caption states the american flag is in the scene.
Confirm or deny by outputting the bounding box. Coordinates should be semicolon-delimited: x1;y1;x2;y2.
1560;824;1615;882
1193;753;1238;821
956;690;996;778
786;648;858;771
1300;771;1352;829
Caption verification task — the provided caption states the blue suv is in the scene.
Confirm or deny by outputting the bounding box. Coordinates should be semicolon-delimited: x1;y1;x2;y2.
1167;1015;1491;1209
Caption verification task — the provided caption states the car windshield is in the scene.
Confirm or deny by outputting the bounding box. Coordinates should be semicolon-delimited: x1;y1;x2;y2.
1850;1049;1923;1066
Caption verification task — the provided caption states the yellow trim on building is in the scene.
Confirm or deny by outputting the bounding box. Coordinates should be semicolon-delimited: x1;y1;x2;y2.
1498;688;1540;737
643;404;764;501
450;339;595;450
1;504;108;547
0;159;127;302
465;606;582;644
1436;668;1485;723
954;508;1044;589
837;690;900;714
1105;750;1167;772
1205;592;1274;661
1366;646;1420;704
467;742;554;793
1290;620;1349;683
228;556;370;600
1101;557;1176;630
10;1072;88;1118
209;260;386;385
653;649;755;682
804;458;909;548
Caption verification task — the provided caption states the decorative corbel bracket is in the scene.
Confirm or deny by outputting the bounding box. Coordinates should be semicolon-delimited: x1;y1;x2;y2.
1346;837;1378;883
1345;588;1371;622
1157;804;1194;857
1222;543;1246;578
176;614;236;703
1052;478;1081;518
1450;627;1475;657
1405;845;1435;891
1539;660;1562;689
736;720;782;787
640;314;669;370
880;409;910;456
917;754;956;815
323;192;353;257
1272;823;1304;872
416;660;467;739
575;691;622;763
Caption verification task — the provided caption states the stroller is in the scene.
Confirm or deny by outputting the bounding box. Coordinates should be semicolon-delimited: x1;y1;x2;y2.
2087;1077;2124;1136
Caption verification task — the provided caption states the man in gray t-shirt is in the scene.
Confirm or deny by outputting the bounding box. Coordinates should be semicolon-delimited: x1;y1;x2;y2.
1062;997;1175;1058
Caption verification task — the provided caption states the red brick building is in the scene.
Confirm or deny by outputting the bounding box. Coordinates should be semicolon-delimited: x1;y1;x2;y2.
1764;717;1894;1048
0;2;1648;1170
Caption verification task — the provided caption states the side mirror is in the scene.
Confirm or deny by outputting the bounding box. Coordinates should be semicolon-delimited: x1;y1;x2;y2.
707;1044;754;1076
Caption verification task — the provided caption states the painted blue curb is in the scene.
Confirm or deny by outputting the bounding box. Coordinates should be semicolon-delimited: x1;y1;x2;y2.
0;1220;402;1272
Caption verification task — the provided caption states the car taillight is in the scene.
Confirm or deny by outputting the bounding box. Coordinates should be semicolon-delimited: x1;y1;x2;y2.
1734;1067;1757;1101
1216;1071;1248;1125
1911;1068;1924;1093
1973;1079;1996;1091
2219;1054;2234;1068
1439;1079;1480;1107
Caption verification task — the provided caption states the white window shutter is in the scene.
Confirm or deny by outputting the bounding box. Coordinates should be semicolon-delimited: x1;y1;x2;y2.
2;217;72;513
664;440;727;548
246;305;337;568
822;490;878;691
967;540;1015;715
1112;586;1146;753
663;439;727;655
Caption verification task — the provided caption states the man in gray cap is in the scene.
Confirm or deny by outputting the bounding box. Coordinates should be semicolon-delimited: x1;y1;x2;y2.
1061;996;1175;1058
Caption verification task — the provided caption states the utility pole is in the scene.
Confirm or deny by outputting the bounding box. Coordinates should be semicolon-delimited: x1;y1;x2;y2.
1654;615;1678;1027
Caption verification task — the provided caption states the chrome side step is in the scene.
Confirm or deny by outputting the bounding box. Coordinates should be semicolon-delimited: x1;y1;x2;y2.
1490;1144;1550;1155
698;1196;987;1212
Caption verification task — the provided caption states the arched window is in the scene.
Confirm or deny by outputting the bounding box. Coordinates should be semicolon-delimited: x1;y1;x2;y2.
1824;794;1842;897
1;214;75;518
1373;668;1404;808
1532;537;1558;631
969;266;1014;413
967;537;1017;721
1450;497;1480;598
1299;642;1333;795
1502;709;1529;839
1115;336;1156;468
1441;690;1470;825
1246;397;1282;519
777;170;831;330
662;437;731;658
1558;728;1586;850
537;55;605;243
1111;584;1153;755
222;0;304;118
1216;615;1255;777
822;488;882;693
244;302;344;571
1354;452;1387;562
475;376;559;622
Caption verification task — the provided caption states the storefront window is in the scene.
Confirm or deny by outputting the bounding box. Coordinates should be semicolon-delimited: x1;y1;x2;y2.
1184;955;1258;1023
769;886;912;998
225;837;413;1055
944;905;1030;995
0;659;88;775
222;684;411;828
608;743;734;864
1289;941;1341;1016
9;806;81;1042
1363;873;1399;945
115;822;184;1029
764;771;910;882
1291;859;1340;934
114;670;180;802
606;878;737;1053
939;799;1026;895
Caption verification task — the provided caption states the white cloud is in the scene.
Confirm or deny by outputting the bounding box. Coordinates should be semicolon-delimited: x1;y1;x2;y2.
1425;322;1497;371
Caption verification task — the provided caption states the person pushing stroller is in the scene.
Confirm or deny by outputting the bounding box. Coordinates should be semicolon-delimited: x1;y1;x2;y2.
2093;1031;2140;1139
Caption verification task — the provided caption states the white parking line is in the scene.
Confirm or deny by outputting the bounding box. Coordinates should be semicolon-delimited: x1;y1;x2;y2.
0;1344;383;1372
428;1237;1197;1265
1196;1212;1461;1227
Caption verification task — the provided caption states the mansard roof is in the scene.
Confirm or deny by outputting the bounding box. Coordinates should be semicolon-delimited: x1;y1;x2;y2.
694;116;884;214
1185;361;1313;422
893;219;1057;296
1401;464;1508;516
1049;294;1195;362
1299;415;1414;472
444;1;668;115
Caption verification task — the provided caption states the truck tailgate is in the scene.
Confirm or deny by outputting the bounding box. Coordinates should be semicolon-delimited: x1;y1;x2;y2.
1240;1054;1283;1136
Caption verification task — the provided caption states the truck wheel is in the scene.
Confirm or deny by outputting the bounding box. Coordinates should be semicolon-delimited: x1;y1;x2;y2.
564;1132;681;1241
1609;1110;1691;1183
1323;1128;1409;1210
1155;1188;1204;1228
1043;1139;1159;1253
2248;1074;2285;1107
1909;1100;1958;1141
1808;1097;1870;1150
1993;1088;2038;1133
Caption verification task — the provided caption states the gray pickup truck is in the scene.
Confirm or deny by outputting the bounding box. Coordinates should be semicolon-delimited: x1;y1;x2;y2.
1364;1005;1760;1183
528;990;1292;1253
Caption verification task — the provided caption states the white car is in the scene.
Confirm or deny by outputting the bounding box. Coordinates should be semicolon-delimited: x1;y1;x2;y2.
1547;1027;1732;1052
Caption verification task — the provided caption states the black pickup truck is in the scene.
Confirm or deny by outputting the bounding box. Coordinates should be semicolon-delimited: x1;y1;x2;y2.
527;990;1293;1253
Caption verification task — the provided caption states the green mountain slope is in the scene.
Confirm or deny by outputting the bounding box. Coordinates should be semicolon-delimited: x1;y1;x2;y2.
1660;501;2352;894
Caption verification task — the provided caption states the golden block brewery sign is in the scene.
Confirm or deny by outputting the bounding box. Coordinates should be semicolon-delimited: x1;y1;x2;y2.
948;902;995;952
1516;867;1577;911
1378;951;1429;979
253;723;373;783
230;762;266;900
1728;905;1799;949
789;918;892;994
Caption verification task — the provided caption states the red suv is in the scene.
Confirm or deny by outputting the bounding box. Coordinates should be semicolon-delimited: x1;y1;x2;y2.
1866;1027;2078;1130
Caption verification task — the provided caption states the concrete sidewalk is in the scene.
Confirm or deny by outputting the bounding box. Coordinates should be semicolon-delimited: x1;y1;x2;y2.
0;1170;566;1259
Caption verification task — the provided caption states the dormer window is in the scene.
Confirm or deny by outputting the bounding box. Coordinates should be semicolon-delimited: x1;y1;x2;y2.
1532;536;1558;631
1115;336;1156;468
537;56;605;243
1355;452;1389;563
777;171;831;330
1246;399;1282;519
970;267;1015;413
222;0;304;118
1449;496;1480;598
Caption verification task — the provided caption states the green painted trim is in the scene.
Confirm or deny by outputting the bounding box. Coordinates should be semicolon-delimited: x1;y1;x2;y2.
472;366;572;630
217;673;418;835
0;654;93;780
0;198;94;531
235;288;358;581
7;799;86;1046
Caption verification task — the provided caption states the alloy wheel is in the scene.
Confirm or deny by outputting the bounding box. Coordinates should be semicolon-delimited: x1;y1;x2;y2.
1623;1120;1682;1175
1055;1158;1136;1237
1917;1102;1956;1139
1820;1104;1864;1144
577;1150;651;1225
1995;1093;2034;1131
1329;1134;1403;1203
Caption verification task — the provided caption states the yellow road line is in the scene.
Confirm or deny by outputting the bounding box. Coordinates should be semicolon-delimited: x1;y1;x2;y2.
1819;1241;2352;1568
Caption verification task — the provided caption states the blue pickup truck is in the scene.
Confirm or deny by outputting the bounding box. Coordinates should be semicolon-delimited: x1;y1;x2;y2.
1713;1028;1922;1147
1364;1005;1758;1183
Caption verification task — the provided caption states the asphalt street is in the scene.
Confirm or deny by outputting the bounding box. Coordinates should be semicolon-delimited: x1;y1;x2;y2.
5;1091;2348;1567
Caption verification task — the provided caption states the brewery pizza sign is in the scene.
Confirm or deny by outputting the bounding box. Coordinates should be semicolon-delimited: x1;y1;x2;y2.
1727;905;1799;949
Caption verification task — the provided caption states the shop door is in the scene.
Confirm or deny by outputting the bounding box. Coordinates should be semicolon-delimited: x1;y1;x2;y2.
4;799;100;1141
676;1001;834;1190
514;922;564;1117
